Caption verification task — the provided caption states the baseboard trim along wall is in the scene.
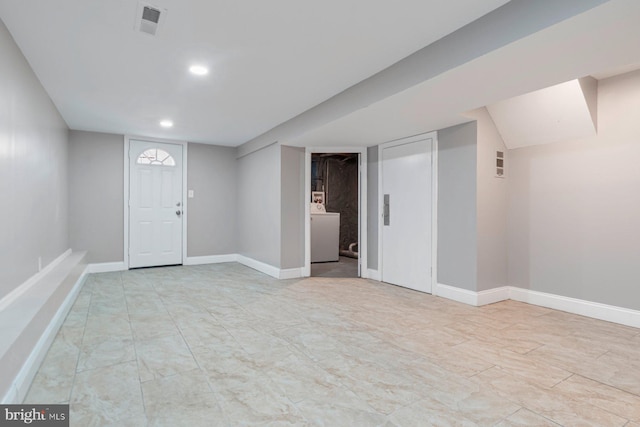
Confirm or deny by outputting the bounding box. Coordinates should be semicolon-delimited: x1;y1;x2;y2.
1;251;88;403
435;283;640;329
236;255;304;279
184;254;238;265
434;283;479;306
509;287;640;329
86;261;126;273
86;255;303;280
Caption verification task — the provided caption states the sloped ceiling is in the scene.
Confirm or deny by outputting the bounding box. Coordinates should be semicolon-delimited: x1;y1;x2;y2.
486;78;598;150
283;0;640;149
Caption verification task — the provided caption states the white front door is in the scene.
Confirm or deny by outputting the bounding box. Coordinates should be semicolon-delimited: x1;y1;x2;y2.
380;134;434;293
129;140;183;268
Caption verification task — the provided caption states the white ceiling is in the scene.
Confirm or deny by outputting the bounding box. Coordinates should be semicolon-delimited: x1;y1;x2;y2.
0;0;510;146
287;0;640;148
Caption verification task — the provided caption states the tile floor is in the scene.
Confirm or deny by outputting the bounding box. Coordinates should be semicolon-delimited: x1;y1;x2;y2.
311;256;359;278
25;263;640;426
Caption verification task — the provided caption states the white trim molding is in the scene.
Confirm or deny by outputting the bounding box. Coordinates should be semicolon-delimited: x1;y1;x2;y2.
279;268;304;280
434;284;640;329
87;261;127;274
0;249;72;312
0;251;87;403
184;254;238;265
434;283;481;306
366;269;381;281
236;255;304;280
11;270;88;403
477;286;511;306
236;255;281;279
509;287;640;329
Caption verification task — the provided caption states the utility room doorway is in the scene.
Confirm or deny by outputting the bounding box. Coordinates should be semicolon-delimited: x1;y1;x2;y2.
310;153;360;278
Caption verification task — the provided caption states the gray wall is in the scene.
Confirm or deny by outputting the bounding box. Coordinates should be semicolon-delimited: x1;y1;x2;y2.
508;70;640;310
0;19;69;300
437;122;478;291
237;143;281;267
280;146;305;269
367;146;379;270
187;143;238;257
68;130;123;263
469;108;508;292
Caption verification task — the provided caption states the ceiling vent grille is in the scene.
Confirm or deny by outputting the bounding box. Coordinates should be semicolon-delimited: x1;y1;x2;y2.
136;3;164;36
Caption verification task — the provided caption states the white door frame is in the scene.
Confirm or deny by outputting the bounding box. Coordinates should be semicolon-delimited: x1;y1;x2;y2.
378;131;438;293
304;147;368;278
124;135;188;269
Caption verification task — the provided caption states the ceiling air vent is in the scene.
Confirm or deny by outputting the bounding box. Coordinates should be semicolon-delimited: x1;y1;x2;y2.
136;3;164;36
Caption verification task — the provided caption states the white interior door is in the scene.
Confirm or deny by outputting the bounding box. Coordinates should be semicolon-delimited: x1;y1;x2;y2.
380;135;433;293
129;140;183;268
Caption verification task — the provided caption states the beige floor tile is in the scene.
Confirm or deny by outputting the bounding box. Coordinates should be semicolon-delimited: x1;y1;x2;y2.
77;337;135;372
388;396;478;426
70;361;145;426
213;378;308;426
82;314;132;346
135;334;199;382
453;340;572;388
472;367;628;426
295;394;388;426
24;333;80;404
24;265;640;426
553;374;640;422
130;315;181;341
495;408;561;426
141;369;224;427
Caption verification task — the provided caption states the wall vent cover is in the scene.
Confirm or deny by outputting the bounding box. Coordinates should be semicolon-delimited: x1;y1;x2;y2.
136;3;164;36
496;151;505;178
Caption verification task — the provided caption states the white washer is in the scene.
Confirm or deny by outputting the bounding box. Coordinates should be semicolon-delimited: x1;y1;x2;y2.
310;204;340;262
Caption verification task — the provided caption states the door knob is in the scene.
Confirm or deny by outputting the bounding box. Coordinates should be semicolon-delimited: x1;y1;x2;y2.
176;210;182;216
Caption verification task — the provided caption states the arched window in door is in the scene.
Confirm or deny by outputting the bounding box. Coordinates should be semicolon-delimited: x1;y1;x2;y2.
136;148;176;166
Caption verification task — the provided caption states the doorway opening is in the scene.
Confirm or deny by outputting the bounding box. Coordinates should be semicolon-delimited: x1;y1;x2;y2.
310;153;359;277
304;147;367;278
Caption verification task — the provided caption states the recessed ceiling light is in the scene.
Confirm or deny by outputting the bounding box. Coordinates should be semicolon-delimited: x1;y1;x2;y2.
189;65;209;76
160;120;173;128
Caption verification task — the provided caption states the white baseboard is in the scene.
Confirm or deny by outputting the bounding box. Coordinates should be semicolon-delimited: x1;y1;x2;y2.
0;249;72;312
236;255;281;279
184;254;238;265
435;283;480;306
235;255;304;280
12;271;88;403
435;283;640;329
477;286;511;306
366;269;381;281
509;287;640;329
279;268;303;280
87;261;126;273
0;251;87;403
